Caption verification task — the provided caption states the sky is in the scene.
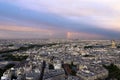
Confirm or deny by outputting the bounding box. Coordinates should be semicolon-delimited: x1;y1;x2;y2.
0;0;120;39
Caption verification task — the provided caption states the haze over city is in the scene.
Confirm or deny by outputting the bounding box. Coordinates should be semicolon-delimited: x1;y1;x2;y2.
0;0;120;39
1;1;120;80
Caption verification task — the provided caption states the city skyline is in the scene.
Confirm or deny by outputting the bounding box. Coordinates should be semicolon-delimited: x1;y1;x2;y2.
0;0;120;39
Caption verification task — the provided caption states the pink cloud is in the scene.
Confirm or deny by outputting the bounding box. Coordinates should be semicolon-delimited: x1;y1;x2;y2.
0;25;51;32
0;25;67;39
67;32;104;39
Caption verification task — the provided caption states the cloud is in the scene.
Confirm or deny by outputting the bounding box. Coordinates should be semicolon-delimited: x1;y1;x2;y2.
67;32;103;39
0;25;50;32
0;0;120;39
0;24;68;39
2;0;119;17
1;0;120;29
0;25;52;39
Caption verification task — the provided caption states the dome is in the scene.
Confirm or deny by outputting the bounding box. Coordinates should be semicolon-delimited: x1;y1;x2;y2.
11;67;15;70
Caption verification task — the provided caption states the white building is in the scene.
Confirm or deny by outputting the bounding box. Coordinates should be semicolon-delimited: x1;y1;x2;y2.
54;60;62;70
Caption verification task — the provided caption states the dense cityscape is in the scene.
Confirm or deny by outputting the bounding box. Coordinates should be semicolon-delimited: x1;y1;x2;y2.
1;0;120;80
0;39;120;80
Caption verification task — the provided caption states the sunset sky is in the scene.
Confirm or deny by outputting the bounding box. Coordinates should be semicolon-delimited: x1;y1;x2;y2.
0;0;120;39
